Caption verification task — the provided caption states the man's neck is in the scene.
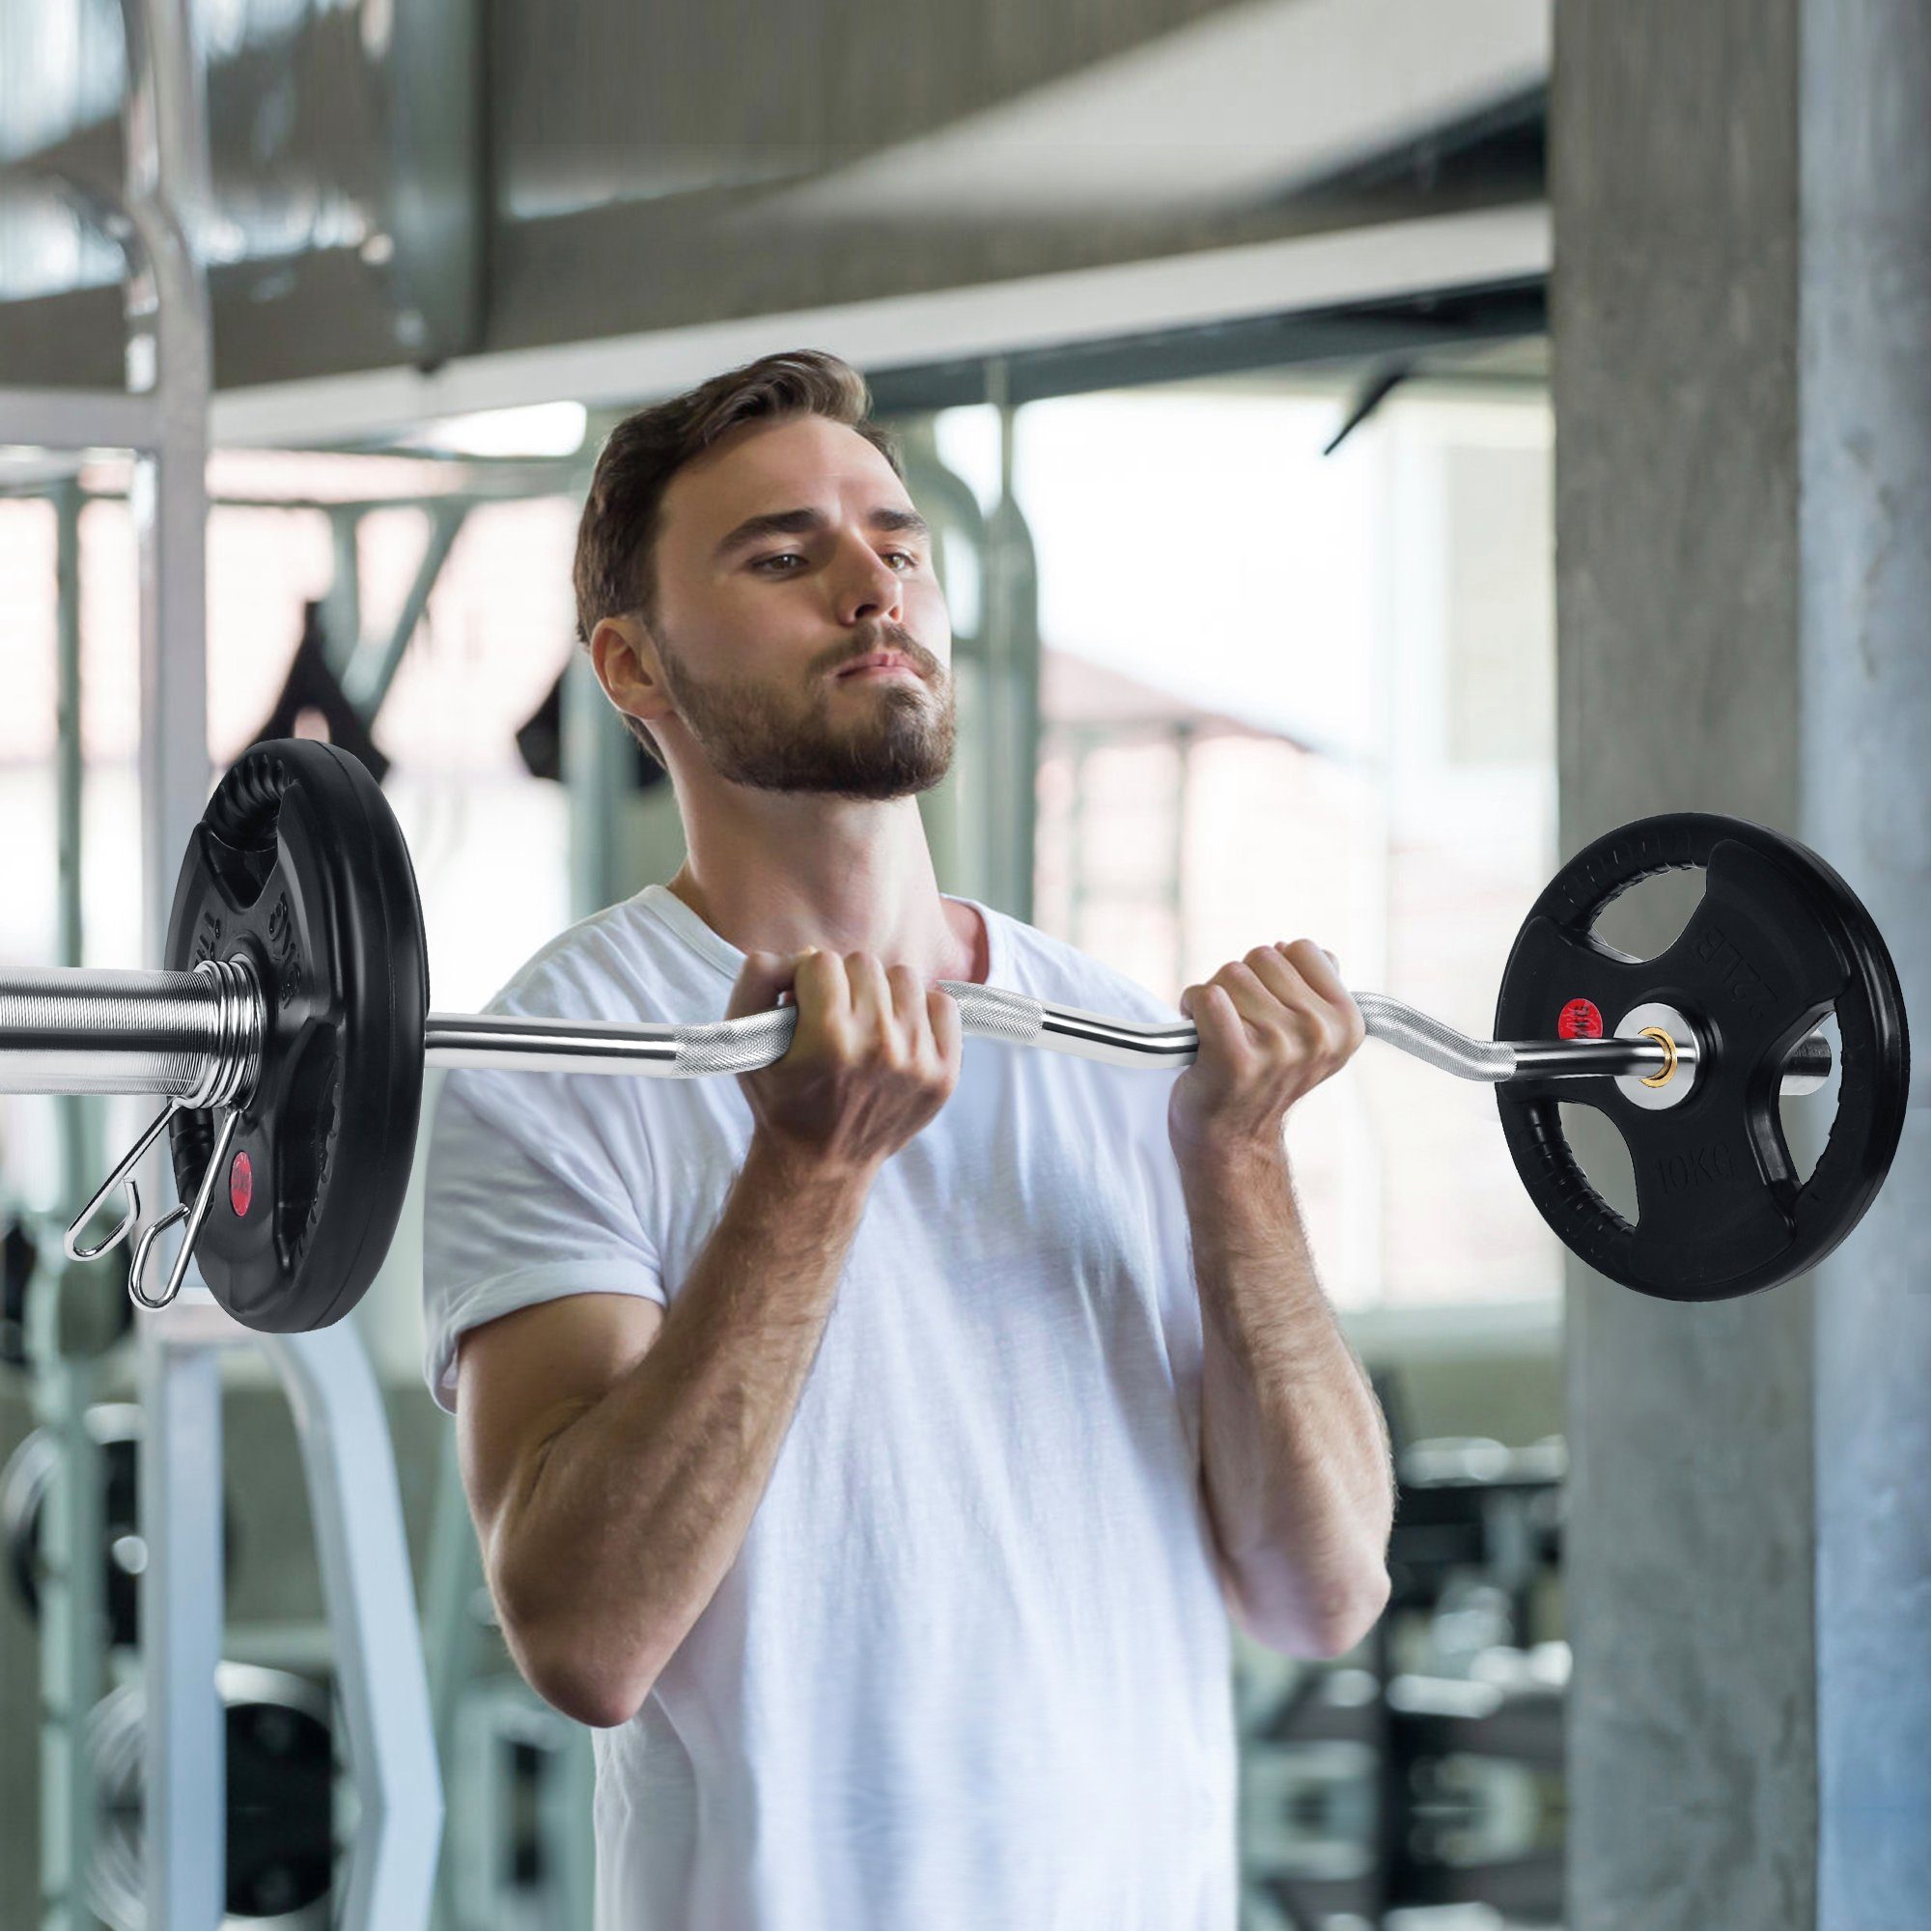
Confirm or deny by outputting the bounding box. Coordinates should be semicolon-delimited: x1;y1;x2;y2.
664;788;987;986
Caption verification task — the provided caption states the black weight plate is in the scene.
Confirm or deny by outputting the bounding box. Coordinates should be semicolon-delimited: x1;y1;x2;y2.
1494;813;1910;1302
225;1683;336;1918
86;1665;336;1928
2;1405;238;1648
163;741;428;1331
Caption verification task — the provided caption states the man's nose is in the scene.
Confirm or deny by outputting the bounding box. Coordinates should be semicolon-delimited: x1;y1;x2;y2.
831;538;906;628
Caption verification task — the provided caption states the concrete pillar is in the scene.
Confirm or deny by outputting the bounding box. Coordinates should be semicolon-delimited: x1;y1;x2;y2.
1799;4;1930;1923
1551;3;1928;1926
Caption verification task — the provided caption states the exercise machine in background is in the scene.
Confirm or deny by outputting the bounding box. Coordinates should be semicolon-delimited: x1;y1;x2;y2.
0;1;438;1921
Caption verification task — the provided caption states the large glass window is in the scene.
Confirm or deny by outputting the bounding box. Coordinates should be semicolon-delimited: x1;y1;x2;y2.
941;369;1559;1309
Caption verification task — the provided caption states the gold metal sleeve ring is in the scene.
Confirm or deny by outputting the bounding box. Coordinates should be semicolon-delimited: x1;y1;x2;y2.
1638;1024;1679;1087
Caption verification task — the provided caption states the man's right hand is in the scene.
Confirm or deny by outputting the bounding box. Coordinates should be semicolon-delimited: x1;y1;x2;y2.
726;949;963;1177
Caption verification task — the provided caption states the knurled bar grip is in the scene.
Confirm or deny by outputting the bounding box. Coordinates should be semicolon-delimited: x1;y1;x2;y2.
432;981;1060;1080
0;964;1833;1095
0;962;259;1104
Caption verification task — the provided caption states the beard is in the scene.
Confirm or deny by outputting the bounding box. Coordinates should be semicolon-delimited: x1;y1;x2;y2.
654;621;958;801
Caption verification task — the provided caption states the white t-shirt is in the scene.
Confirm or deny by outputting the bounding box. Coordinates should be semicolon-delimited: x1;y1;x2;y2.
422;883;1238;1930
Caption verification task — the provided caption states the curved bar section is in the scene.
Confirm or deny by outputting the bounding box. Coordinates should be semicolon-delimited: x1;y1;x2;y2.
938;981;1048;1049
1031;995;1194;1067
425;1008;800;1078
674;1008;800;1078
1356;990;1520;1081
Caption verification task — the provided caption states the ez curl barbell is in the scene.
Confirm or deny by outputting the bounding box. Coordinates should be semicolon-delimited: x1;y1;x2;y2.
0;741;1910;1330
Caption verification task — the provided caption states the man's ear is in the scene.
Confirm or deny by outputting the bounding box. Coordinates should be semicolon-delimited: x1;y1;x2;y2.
589;614;674;733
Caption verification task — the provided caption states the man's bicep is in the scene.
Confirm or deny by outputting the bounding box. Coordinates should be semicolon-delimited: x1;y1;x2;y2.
455;1290;666;1565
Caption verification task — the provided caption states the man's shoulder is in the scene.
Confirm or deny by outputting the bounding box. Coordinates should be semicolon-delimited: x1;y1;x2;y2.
432;894;686;1145
483;892;681;1020
985;910;1178;1028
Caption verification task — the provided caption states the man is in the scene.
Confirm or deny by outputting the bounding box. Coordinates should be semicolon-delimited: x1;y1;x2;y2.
422;350;1393;1930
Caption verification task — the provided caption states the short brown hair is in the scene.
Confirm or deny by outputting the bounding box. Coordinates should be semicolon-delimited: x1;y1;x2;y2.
572;350;902;769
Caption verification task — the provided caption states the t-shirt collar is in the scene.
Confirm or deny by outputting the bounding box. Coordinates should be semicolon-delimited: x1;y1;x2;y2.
636;882;1002;987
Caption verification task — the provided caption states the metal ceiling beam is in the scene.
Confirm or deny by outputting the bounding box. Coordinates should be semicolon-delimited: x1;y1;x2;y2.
206;204;1552;448
864;279;1547;412
0;385;159;449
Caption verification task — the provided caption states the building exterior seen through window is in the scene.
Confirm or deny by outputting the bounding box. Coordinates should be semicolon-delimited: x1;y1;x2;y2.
941;379;1559;1310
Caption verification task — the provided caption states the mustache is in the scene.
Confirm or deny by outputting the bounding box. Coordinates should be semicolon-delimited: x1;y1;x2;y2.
826;624;940;679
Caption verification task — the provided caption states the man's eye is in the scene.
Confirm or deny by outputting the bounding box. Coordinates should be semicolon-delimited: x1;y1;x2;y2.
751;547;919;574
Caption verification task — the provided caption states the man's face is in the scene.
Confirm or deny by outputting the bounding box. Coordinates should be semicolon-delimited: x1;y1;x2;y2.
640;413;956;800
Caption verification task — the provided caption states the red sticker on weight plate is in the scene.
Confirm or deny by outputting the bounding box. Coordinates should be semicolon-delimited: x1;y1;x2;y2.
1556;998;1603;1041
230;1151;253;1218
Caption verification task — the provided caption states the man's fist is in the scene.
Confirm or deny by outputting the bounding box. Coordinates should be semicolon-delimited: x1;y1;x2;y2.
1168;939;1365;1165
727;949;963;1179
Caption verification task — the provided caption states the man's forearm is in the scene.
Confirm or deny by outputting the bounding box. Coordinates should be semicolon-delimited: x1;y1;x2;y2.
1180;1137;1394;1656
491;1131;871;1721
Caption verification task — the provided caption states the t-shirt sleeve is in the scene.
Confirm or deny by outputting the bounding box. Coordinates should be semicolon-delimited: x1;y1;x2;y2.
419;1061;667;1414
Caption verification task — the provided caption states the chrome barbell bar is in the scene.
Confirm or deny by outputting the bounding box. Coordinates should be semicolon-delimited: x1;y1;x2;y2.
0;957;1832;1308
0;958;1834;1097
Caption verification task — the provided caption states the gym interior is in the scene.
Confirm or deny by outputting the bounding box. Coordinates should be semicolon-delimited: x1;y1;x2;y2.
0;3;1925;1927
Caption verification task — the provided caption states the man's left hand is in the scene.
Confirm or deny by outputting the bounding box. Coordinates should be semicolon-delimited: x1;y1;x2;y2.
1169;940;1366;1167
